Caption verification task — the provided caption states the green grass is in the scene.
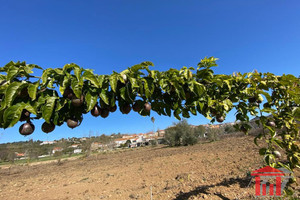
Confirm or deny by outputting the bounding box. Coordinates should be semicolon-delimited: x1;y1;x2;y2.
0;153;84;166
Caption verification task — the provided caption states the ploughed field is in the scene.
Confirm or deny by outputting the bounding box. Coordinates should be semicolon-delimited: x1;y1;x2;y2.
1;135;299;200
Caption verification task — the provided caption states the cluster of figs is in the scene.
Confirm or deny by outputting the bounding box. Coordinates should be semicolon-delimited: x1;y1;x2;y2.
18;109;56;136
18;87;152;136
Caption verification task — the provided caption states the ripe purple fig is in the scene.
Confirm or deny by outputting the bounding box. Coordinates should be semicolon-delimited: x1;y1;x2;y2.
100;108;109;118
144;102;151;112
19;87;29;97
267;121;276;127
121;104;131;114
216;115;224;123
109;105;117;113
132;102;141;112
20;109;30;121
67;119;78;129
71;95;84;107
19;122;35;136
63;87;74;100
240;125;247;133
91;105;101;117
41;122;55;133
248;97;256;103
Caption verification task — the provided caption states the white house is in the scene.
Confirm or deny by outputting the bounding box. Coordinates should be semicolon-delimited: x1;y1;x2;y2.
135;135;146;143
69;144;80;148
52;147;63;154
114;138;128;147
115;136;138;147
74;149;82;154
40;141;56;145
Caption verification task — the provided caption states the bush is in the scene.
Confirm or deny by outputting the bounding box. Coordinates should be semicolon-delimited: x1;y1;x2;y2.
165;120;198;146
206;127;221;141
224;124;235;134
150;140;158;146
194;125;206;138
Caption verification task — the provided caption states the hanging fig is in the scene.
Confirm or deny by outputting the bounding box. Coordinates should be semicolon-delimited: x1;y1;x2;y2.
91;105;101;117
41;122;55;133
67;119;78;129
19;121;35;136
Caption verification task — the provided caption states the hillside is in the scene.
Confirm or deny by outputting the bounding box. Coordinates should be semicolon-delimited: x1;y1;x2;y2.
0;135;299;200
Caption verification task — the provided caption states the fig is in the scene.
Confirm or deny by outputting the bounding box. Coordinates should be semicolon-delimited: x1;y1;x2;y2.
63;87;74;99
248;97;256;103
100;108;109;118
132;102;141;112
109;105;117;113
263;103;271;108
216;115;224;123
67;119;78;129
185;92;191;99
144;102;151;112
273;151;281;158
121;104;131;114
41;122;55;133
240;125;247;133
91;105;101;117
267;121;276;127
18;87;29;97
19;122;35;136
210;109;217;117
71;95;84;107
20;109;30;121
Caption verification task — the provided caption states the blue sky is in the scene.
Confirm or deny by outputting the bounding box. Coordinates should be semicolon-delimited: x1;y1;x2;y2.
0;0;299;143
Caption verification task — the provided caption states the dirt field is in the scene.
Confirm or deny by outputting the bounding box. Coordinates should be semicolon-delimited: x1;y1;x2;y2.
0;135;299;200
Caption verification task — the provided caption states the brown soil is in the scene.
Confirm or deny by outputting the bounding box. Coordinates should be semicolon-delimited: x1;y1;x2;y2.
0;135;299;200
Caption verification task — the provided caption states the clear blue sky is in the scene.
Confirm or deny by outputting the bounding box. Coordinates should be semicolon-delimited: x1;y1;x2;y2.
0;0;299;143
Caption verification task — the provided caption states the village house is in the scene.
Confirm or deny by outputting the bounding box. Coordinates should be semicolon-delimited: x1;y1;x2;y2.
90;142;104;151
69;144;80;148
14;152;25;160
52;147;63;154
157;130;165;137
114;138;129;147
74;149;83;154
115;136;138;147
40;141;56;145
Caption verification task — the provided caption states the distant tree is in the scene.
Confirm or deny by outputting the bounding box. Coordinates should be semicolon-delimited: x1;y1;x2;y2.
7;151;16;163
0;146;9;162
53;151;63;158
194;125;206;138
125;140;131;147
224;124;235;134
120;140;131;148
150;139;158;146
165;120;198;146
206;127;222;141
26;139;40;160
81;139;92;156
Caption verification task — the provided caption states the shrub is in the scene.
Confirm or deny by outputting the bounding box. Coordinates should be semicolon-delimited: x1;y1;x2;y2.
165;120;198;146
224;124;235;134
194;125;206;138
206;127;221;141
150;140;158;146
